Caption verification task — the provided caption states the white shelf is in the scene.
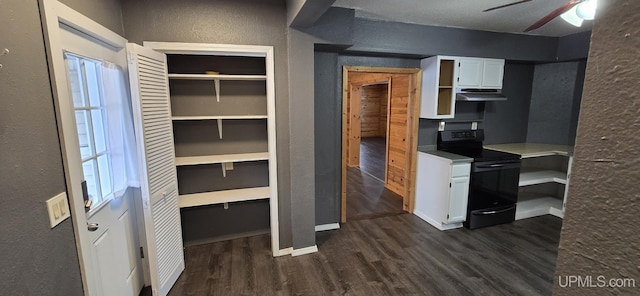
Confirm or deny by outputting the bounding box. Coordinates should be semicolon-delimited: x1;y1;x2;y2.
172;115;267;121
168;73;267;80
519;169;567;186
516;192;564;220
175;152;268;166
172;116;267;139
168;73;266;103
178;186;270;208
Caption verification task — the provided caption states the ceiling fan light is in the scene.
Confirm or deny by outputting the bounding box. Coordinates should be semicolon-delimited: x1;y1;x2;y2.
576;0;597;20
561;6;584;27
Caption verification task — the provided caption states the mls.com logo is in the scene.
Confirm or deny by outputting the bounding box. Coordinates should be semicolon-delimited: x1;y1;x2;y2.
558;275;636;288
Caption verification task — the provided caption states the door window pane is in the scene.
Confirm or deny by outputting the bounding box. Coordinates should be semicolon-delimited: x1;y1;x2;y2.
91;109;107;154
82;160;101;206
75;110;93;159
97;154;112;199
66;56;87;108
65;53;114;211
84;60;103;107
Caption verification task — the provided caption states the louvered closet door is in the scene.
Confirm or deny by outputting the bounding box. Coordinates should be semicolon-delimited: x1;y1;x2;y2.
126;43;184;296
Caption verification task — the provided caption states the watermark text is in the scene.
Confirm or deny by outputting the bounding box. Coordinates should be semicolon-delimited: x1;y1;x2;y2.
558;275;636;288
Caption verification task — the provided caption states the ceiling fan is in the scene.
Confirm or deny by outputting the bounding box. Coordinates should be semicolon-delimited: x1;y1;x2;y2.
484;0;598;32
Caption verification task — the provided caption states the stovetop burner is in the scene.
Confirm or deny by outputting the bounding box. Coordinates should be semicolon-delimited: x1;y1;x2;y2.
449;148;520;162
437;129;520;162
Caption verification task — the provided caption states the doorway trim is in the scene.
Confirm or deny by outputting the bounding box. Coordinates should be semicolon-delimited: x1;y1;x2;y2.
341;66;422;222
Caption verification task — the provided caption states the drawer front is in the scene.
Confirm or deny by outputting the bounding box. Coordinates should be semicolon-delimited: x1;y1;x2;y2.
451;163;471;177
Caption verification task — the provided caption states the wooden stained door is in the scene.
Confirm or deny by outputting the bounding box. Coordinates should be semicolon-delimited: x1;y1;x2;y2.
385;75;410;197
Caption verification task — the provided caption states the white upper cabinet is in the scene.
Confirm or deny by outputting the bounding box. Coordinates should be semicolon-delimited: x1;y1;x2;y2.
457;58;505;89
481;59;505;88
420;56;458;119
457;58;483;88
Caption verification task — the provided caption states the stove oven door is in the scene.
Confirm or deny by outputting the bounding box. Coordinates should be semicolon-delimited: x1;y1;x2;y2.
465;160;521;229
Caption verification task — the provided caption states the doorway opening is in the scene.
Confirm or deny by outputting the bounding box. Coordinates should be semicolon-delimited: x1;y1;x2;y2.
359;83;387;181
341;66;421;222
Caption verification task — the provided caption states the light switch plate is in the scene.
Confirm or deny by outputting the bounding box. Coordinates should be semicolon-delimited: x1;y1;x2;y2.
438;121;446;131
46;192;70;228
471;122;478;130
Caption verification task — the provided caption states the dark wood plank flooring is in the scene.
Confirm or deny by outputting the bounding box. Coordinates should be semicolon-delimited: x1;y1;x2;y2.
359;137;386;181
346;166;404;220
158;214;561;296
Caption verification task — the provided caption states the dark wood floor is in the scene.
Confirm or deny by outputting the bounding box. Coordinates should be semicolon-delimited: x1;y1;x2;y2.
359;137;386;181
347;136;403;220
160;214;562;296
346;166;404;220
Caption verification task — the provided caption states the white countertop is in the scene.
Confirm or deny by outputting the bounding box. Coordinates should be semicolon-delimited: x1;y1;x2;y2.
417;146;473;163
484;143;573;158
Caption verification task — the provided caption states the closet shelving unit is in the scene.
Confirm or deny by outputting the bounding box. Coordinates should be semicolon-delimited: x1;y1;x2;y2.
143;41;279;253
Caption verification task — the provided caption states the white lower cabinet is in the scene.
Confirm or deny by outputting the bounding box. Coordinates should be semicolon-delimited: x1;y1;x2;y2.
414;152;471;230
448;176;470;223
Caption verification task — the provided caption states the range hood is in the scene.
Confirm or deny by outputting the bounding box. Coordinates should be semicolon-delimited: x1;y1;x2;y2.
456;88;508;102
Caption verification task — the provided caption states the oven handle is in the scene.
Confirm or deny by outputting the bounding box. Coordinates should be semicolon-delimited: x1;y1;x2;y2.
476;164;507;168
474;205;515;215
473;161;521;171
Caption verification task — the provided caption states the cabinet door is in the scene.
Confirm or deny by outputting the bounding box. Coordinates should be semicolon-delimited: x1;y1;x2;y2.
457;58;483;88
447;176;470;223
481;59;505;88
126;43;184;296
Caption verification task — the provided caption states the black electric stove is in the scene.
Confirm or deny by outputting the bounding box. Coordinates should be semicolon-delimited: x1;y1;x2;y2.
437;129;521;229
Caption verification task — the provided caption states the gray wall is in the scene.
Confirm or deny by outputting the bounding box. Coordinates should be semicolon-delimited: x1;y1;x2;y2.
59;0;124;36
556;31;592;61
483;62;535;145
287;28;317;248
553;0;640;294
314;51;341;225
120;0;294;248
1;0;125;294
314;53;420;224
526;61;586;146
305;8;593;62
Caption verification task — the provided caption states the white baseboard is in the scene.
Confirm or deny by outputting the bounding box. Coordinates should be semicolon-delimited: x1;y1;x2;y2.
291;245;318;257
315;223;340;232
413;211;462;231
273;247;293;257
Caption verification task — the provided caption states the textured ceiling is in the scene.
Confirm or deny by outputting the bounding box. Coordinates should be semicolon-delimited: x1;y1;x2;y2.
332;0;595;37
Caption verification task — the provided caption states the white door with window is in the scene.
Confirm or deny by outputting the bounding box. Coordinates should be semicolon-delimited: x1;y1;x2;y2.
43;1;144;296
64;52;143;296
42;1;185;296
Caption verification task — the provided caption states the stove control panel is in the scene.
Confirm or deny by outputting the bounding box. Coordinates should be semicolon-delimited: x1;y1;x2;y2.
451;131;477;139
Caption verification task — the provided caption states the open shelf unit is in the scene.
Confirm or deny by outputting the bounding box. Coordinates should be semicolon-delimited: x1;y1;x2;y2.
485;144;573;221
519;169;567;186
515;192;564;220
144;41;279;252
516;154;572;220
